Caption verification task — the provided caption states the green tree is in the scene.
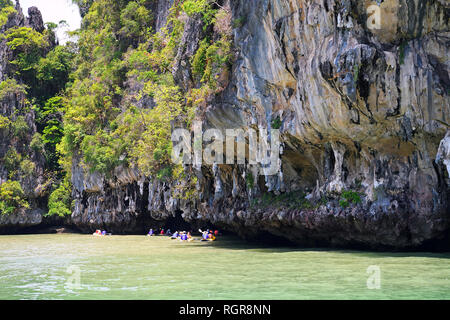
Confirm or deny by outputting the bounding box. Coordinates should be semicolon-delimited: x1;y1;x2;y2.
0;78;27;100
11;115;29;139
0;0;13;9
5;27;47;89
3;147;21;173
46;180;72;217
36;45;75;100
0;3;15;28
119;0;152;46
0;180;29;215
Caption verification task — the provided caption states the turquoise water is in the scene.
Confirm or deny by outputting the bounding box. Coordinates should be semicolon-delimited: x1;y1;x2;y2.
0;234;449;300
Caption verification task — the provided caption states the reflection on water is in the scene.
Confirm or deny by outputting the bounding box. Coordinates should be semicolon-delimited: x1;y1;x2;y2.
0;234;449;300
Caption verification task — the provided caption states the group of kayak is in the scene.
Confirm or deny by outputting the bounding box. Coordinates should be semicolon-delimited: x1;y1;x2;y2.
147;228;218;242
92;230;111;236
92;227;219;242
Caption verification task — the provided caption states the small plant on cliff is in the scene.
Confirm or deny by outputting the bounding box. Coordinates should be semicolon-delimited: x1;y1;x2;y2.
246;171;255;189
339;190;362;209
271;116;282;129
19;159;35;178
0;180;29;215
30;132;45;152
119;0;152;45
5;27;46;74
182;0;217;29
232;16;246;29
0;3;14;28
0;78;27;101
191;38;209;82
46;180;72;217
250;190;313;210
0;115;11;130
399;40;407;65
0;0;13;9
191;38;232;90
11;115;29;139
3;146;21;174
172;165;198;201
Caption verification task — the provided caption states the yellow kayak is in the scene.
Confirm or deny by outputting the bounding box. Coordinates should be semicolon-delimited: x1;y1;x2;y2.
201;236;216;241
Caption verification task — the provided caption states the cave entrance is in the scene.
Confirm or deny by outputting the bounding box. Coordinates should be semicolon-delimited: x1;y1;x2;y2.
164;210;193;232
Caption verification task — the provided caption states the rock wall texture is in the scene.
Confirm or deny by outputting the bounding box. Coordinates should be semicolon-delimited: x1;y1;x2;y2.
0;2;48;232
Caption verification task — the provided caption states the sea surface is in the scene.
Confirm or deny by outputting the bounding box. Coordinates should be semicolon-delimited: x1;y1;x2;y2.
0;234;449;300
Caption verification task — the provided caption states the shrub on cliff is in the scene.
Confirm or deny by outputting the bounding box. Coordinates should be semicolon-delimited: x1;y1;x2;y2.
35;46;75;100
0;4;15;28
0;180;29;215
0;0;13;8
119;0;152;46
5;27;46;74
46;180;72;217
3;147;21;174
190;3;233;92
0;115;11;130
11;115;29;139
0;78;27;100
339;190;362;208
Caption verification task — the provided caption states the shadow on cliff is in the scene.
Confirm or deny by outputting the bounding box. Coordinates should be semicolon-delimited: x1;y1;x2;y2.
196;234;450;259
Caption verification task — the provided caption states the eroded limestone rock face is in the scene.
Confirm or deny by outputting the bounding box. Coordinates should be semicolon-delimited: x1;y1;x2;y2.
0;3;48;233
199;0;449;247
71;0;449;248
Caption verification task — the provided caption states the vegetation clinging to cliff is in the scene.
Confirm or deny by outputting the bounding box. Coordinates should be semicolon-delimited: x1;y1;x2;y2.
1;0;234;216
0;180;29;215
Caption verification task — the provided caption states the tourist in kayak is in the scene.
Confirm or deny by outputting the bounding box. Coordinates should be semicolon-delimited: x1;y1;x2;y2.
180;232;188;241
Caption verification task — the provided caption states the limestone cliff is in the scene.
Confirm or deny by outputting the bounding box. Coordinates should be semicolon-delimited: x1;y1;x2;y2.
69;0;449;248
1;0;448;249
0;2;49;231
